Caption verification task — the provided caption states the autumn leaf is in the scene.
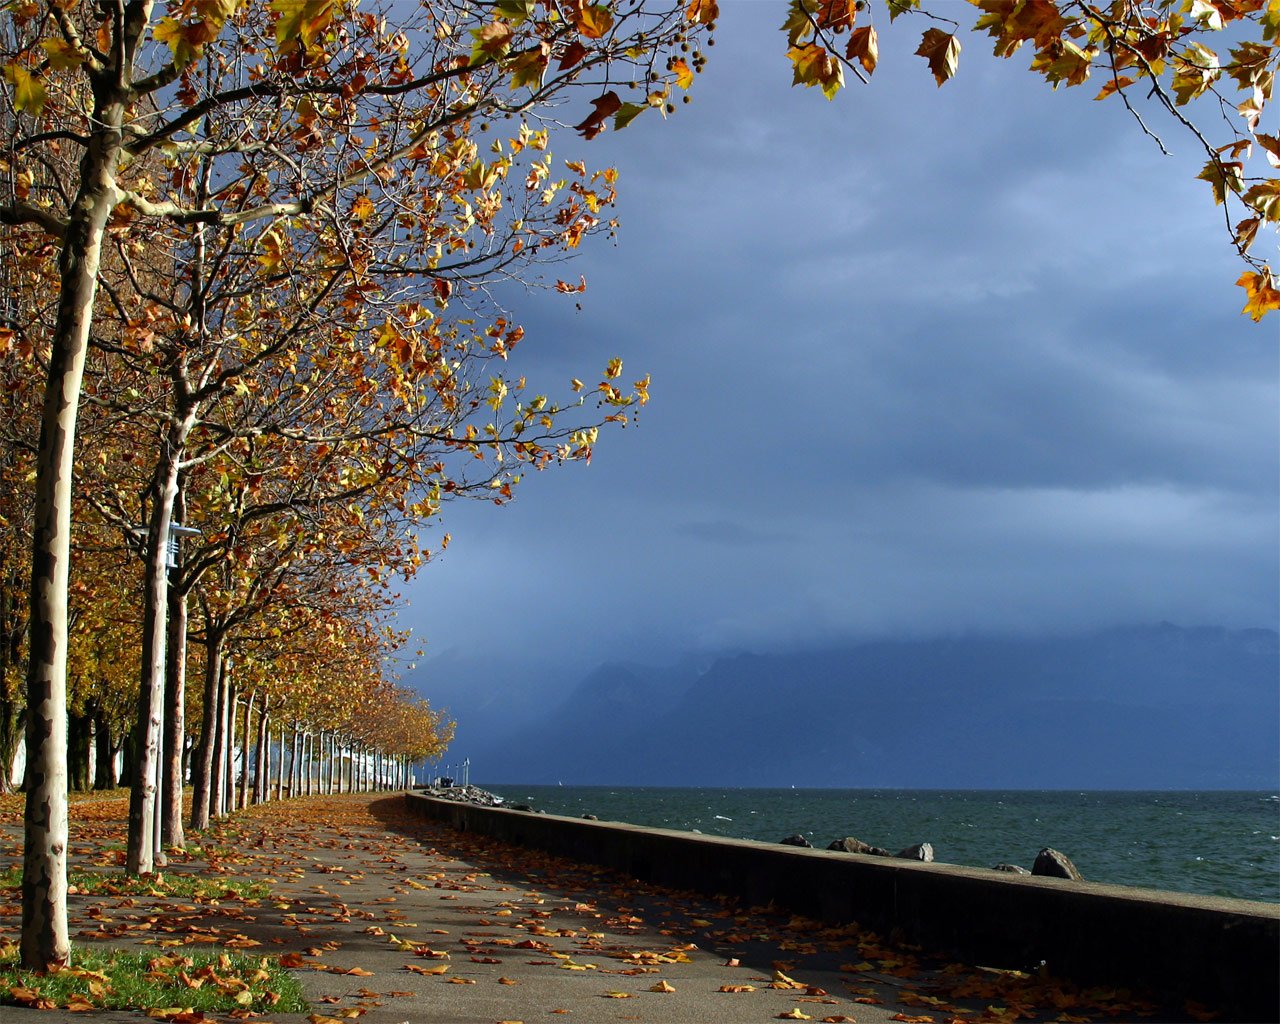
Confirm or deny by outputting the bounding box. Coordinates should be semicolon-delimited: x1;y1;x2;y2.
787;43;844;99
1243;180;1280;221
650;979;676;992
574;4;614;39
404;963;448;975
558;39;589;70
39;39;87;70
3;63;46;116
719;984;756;992
1258;134;1280;168
846;26;878;75
1093;74;1135;101
814;0;857;32
1237;269;1280;320
614;102;646;131
778;1011;813;1021
1235;216;1261;252
671;58;694;89
1197;158;1245;205
271;0;341;49
601;990;633;998
687;0;718;25
574;91;622;139
470;20;514;66
916;28;961;86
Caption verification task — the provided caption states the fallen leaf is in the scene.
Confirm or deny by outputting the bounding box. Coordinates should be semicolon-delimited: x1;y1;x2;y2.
650;980;676;992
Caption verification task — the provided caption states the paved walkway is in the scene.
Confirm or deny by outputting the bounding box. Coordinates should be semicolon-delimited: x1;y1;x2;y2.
0;793;1178;1023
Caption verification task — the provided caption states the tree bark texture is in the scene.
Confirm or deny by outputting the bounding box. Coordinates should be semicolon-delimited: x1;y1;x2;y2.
22;72;130;966
189;635;222;832
161;576;187;847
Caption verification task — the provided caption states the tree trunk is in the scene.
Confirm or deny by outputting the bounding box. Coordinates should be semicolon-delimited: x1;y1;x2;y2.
189;635;223;831
238;688;254;811
254;697;270;804
22;73;130;968
92;708;114;790
0;565;24;796
221;676;236;816
273;725;284;801
289;723;301;797
126;439;183;875
161;553;188;848
66;708;92;793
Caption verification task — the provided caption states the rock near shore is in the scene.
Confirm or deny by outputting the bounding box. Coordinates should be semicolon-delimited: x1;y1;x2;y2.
1032;847;1084;880
422;784;506;807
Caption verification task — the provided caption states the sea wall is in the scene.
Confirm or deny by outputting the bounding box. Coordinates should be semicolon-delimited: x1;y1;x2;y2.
404;792;1280;1020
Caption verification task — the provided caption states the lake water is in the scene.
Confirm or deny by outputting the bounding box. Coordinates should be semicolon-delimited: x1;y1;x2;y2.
482;785;1280;903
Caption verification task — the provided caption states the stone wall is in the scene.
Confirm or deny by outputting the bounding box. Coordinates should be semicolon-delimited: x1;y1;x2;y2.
404;792;1280;1021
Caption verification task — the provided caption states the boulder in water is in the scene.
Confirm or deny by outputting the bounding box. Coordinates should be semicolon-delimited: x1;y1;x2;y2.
827;837;891;856
895;842;934;862
779;834;813;848
1032;847;1083;880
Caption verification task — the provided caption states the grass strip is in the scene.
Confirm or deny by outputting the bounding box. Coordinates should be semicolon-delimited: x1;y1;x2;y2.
0;944;308;1016
0;867;270;901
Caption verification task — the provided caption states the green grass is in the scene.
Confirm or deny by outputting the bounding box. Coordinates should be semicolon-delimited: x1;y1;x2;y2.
0;867;270;901
0;945;308;1015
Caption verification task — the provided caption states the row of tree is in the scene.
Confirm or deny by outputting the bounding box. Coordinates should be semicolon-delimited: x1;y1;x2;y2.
1;0;1275;979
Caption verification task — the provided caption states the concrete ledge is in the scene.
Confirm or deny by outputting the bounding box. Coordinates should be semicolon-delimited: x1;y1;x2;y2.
405;792;1280;1021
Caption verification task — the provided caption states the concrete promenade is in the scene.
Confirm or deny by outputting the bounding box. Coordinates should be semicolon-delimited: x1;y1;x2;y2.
0;792;1257;1022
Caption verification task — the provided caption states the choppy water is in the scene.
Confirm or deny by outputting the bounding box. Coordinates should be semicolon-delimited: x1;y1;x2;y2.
482;785;1280;903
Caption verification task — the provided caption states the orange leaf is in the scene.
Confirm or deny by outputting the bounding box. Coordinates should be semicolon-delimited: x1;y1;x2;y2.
916;28;961;85
846;26;878;74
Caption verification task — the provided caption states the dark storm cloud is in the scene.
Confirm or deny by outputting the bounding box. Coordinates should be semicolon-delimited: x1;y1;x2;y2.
405;4;1278;700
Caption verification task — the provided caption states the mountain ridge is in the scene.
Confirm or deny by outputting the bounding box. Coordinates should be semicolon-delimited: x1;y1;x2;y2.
426;623;1279;789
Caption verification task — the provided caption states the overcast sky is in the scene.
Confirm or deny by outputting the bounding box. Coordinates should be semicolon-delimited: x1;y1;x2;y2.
404;4;1278;709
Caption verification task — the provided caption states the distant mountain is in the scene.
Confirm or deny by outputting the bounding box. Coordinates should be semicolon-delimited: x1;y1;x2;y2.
461;625;1279;790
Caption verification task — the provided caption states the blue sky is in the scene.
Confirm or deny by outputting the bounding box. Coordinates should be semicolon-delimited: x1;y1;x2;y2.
404;4;1278;716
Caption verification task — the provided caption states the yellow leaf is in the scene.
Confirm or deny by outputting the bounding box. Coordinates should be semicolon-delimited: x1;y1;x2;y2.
271;0;341;49
350;195;375;223
602;991;633;998
650;980;676;992
787;43;844;99
575;4;614;39
778;1011;813;1020
1243;179;1280;222
39;39;86;70
1198;158;1244;205
1237;269;1280;321
3;63;46;116
671;58;694;89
